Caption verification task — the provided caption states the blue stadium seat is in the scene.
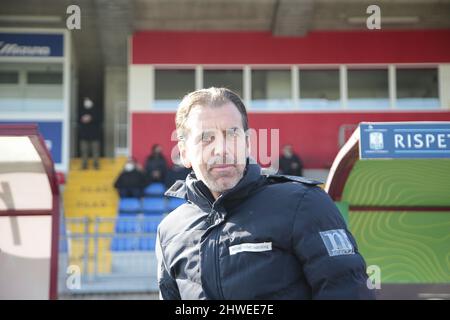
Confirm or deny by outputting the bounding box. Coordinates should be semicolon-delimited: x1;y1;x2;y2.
115;217;140;233
139;236;156;251
124;237;140;251
111;237;120;251
115;218;126;233
142;215;164;233
118;198;141;213
144;183;166;197
59;216;68;253
142;197;166;214
118;211;138;217
111;236;140;251
167;197;186;211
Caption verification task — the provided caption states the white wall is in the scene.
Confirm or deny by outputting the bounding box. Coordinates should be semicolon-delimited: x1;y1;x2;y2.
439;64;450;109
104;66;127;156
128;65;153;111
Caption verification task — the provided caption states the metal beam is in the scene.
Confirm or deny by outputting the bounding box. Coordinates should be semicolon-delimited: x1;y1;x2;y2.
272;0;314;36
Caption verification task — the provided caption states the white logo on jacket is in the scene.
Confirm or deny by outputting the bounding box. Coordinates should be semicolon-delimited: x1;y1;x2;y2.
319;229;354;256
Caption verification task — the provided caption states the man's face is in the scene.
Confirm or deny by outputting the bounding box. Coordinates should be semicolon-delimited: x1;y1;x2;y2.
179;102;249;197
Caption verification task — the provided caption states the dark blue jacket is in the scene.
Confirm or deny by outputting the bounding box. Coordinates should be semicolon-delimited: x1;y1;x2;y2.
156;162;375;299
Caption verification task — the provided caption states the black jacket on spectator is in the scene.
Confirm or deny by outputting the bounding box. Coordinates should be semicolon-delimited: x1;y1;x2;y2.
145;154;168;183
114;169;147;191
165;165;191;189
78;107;101;141
279;154;303;176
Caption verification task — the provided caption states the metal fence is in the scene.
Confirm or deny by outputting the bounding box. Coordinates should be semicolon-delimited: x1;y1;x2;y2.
59;216;159;295
113;101;128;157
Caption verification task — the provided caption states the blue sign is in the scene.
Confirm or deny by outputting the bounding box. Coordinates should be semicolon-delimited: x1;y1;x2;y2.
0;33;63;57
359;122;450;159
0;121;63;164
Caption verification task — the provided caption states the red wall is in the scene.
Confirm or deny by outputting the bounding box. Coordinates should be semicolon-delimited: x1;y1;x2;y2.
132;30;450;64
131;30;450;169
132;111;450;169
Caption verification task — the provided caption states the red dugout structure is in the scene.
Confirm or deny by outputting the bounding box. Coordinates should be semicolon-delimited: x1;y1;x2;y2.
0;124;60;299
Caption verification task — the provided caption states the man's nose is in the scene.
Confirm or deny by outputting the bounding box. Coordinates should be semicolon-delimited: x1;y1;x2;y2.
211;133;228;158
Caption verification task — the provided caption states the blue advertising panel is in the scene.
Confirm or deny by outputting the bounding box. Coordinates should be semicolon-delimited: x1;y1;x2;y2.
359;122;450;159
0;33;63;57
0;121;62;164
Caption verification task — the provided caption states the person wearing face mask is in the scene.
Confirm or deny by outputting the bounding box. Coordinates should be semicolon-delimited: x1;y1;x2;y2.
78;97;101;170
279;144;304;176
114;158;147;198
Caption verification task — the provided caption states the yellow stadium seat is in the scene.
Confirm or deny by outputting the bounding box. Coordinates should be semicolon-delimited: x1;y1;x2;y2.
63;156;127;275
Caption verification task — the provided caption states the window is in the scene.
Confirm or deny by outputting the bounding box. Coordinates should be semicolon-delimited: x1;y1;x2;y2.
347;69;389;109
300;69;340;109
24;65;63;111
252;69;292;109
0;70;21;111
154;69;195;109
0;71;19;84
0;63;64;113
396;68;439;109
27;71;62;85
203;69;243;97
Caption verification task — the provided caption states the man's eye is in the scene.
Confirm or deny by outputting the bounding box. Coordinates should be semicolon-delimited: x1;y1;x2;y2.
201;133;214;143
226;129;239;138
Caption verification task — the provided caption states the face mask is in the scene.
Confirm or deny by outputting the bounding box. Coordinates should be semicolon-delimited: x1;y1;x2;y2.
84;99;93;109
124;163;135;172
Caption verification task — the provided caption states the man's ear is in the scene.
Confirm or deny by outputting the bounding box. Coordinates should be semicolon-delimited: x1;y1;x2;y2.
245;131;251;158
178;141;192;168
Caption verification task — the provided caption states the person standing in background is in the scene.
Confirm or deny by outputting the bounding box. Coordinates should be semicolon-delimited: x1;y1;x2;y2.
279;144;303;176
79;97;101;170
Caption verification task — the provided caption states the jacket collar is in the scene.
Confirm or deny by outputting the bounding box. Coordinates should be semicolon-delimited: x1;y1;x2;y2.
165;158;264;212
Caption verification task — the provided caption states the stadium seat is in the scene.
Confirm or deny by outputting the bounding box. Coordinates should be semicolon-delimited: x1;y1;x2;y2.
118;198;141;213
167;197;186;211
115;217;140;233
142;197;166;214
144;183;166;197
59;216;68;253
142;215;164;233
111;236;140;251
139;236;156;251
118;211;139;217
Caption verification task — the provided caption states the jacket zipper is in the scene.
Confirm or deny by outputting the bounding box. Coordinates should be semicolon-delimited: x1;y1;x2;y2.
211;194;226;299
198;188;226;300
212;217;225;299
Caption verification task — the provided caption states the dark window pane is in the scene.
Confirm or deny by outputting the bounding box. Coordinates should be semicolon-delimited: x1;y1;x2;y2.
348;69;389;109
27;71;62;84
396;68;439;109
0;71;19;84
155;69;195;100
252;70;291;99
204;70;243;98
300;69;340;109
348;69;388;98
397;68;438;98
252;69;291;109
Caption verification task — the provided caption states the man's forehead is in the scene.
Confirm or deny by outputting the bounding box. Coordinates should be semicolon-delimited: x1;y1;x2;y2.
186;103;244;132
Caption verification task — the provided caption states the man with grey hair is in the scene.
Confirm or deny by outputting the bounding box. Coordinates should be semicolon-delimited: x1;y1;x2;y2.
156;87;374;300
